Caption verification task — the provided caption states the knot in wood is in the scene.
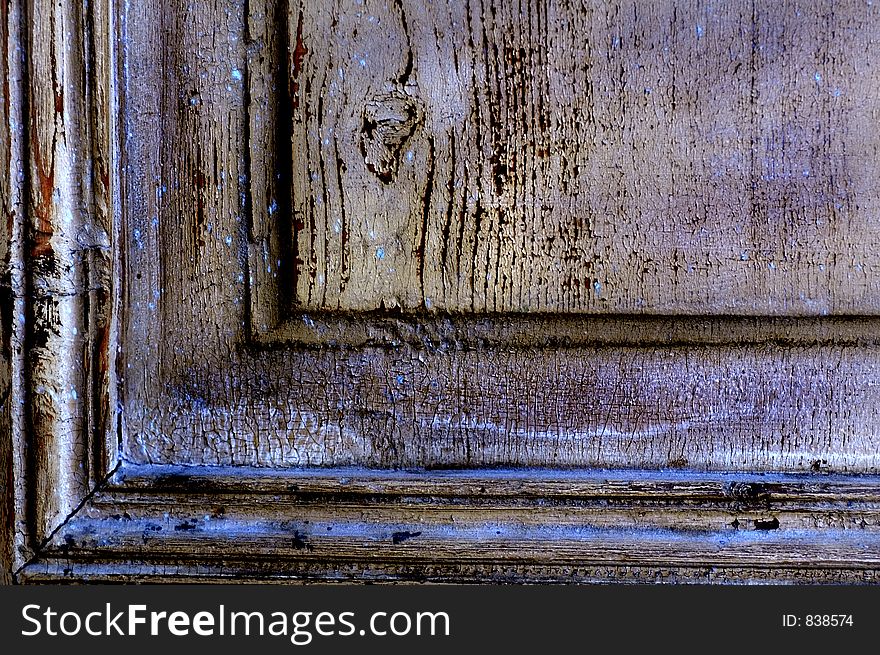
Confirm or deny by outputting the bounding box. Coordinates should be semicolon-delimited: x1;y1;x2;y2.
360;91;419;183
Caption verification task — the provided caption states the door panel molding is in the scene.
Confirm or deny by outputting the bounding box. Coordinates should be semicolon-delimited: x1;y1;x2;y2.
5;0;880;583
2;0;121;581
19;463;880;583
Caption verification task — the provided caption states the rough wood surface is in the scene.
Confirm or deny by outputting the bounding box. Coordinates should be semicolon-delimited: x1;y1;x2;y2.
25;0;121;544
288;0;880;314
1;0;119;583
265;314;880;348
6;0;880;584
119;0;880;473
18;463;880;584
125;343;880;471
1;0;27;585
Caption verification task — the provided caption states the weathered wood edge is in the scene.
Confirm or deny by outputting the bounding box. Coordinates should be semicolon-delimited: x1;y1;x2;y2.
89;0;123;489
258;312;880;350
107;463;880;502
16;462;880;584
244;0;290;338
2;0;120;584
1;0;27;586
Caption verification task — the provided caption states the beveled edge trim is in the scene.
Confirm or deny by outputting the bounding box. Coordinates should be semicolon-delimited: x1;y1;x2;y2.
108;462;880;502
256;312;880;350
17;462;880;583
6;0;121;583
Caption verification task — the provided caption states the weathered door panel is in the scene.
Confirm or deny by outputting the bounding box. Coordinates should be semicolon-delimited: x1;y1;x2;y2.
288;0;880;315
118;0;880;473
7;0;880;583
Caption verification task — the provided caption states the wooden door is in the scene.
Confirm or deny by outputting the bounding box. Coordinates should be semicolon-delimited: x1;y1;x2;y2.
3;0;880;583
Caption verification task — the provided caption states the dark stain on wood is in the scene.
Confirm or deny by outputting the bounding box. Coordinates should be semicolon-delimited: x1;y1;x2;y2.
726;482;771;504
0;284;12;361
28;133;55;261
753;517;780;531
173;518;199;532
392;530;422;544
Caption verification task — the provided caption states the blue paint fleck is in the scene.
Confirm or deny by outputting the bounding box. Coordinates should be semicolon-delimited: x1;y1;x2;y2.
695;24;704;38
593;280;602;296
231;68;243;81
814;71;822;83
396;374;405;384
376;247;385;259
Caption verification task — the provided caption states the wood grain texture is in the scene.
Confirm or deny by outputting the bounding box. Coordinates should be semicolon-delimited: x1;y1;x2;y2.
4;0;880;584
1;0;27;584
87;0;122;486
25;0;122;543
17;463;880;583
1;0;119;583
121;0;250;368
125;343;880;471
119;0;880;473
288;0;880;314
20;0;872;584
26;0;92;541
265;314;880;348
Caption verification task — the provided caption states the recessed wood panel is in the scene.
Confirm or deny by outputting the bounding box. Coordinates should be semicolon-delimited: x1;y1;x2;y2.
289;0;880;314
110;0;880;474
